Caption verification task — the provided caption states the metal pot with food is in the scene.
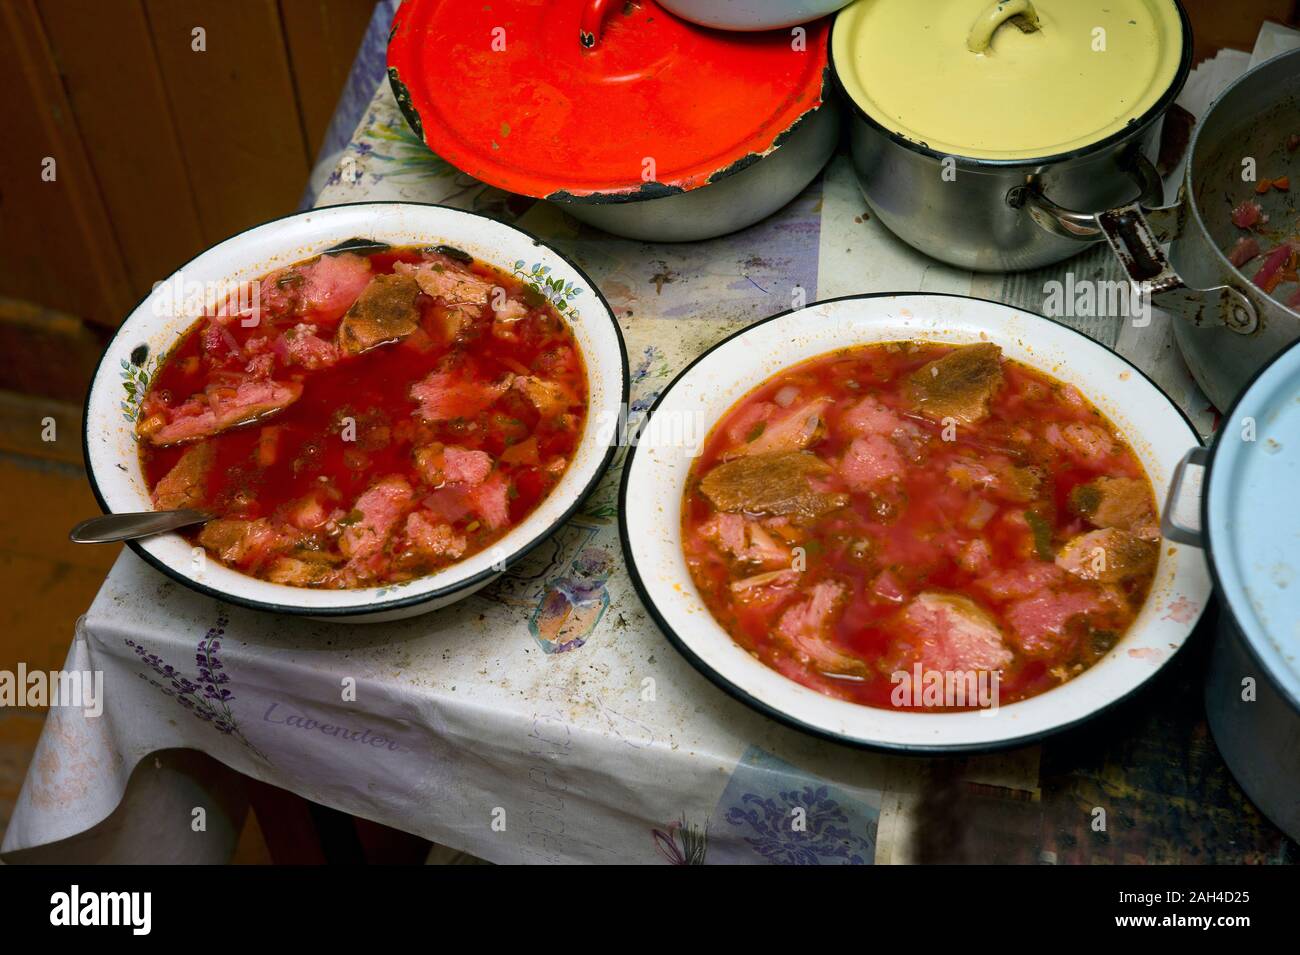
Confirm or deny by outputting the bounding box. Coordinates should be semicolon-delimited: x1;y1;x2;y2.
1094;48;1300;413
388;0;841;242
831;0;1192;273
1163;339;1300;841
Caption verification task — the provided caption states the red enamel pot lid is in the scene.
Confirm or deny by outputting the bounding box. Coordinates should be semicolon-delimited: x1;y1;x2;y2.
387;0;830;201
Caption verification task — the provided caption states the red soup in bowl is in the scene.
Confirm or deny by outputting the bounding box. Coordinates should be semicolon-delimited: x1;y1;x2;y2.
681;341;1159;710
138;244;587;589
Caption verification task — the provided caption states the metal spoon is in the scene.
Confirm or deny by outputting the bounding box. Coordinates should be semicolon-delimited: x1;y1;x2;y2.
70;510;212;544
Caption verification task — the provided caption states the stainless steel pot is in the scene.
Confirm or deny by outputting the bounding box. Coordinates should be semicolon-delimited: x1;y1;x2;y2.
833;2;1193;273
1088;49;1300;412
1163;341;1300;842
554;101;841;242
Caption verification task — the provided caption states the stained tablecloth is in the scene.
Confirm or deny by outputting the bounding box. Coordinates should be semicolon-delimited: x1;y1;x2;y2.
6;21;1299;865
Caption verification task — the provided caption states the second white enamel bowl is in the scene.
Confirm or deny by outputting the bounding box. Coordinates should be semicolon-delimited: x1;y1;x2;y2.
619;293;1211;751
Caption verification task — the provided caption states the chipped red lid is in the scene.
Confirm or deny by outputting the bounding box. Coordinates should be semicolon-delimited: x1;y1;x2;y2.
387;0;830;201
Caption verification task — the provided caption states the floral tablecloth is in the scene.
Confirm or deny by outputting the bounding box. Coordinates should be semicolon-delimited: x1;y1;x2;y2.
5;20;1299;865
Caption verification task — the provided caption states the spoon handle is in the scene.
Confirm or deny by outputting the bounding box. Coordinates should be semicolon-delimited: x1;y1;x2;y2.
70;510;212;544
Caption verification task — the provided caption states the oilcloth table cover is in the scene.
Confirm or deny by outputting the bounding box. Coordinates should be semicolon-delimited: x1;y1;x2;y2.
7;27;1295;862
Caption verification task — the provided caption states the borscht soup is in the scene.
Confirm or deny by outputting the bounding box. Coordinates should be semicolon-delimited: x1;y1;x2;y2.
138;244;588;589
681;342;1160;710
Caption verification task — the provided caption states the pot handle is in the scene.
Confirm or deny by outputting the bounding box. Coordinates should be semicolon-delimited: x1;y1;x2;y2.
1013;153;1165;242
580;0;615;49
1013;155;1260;336
967;0;1041;53
1161;446;1207;547
1095;202;1259;335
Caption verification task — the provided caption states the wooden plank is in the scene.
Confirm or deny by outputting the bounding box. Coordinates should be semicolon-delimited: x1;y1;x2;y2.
0;0;134;327
0;296;106;407
245;778;327;864
353;815;436;864
143;0;311;244
38;0;207;296
0;387;86;468
244;778;338;864
279;0;377;158
1182;0;1299;62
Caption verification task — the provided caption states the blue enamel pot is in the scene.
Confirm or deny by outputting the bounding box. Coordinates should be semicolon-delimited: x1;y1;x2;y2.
1165;339;1300;840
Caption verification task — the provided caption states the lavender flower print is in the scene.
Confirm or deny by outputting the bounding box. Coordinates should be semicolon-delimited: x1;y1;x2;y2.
651;814;709;865
126;610;267;761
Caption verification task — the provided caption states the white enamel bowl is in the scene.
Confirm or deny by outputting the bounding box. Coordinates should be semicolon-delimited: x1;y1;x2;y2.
619;294;1211;751
85;202;627;622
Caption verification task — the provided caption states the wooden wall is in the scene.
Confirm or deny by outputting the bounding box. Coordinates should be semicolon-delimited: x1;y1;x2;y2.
1183;0;1299;63
0;0;375;330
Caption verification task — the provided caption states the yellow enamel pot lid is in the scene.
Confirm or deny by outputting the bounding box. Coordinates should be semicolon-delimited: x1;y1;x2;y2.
832;0;1189;161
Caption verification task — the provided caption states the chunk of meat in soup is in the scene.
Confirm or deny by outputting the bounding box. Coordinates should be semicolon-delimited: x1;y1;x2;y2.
838;433;905;490
410;371;513;422
443;447;494;485
698;451;848;519
1047;421;1115;465
151;443;214;510
514;375;575;417
266;553;342;587
468;472;510;529
336;273;422;355
1055;527;1158;583
947;456;1044;504
893;592;1014;672
280;323;339;370
976;562;1069;600
839;396;908;439
1004;588;1112;654
340;475;414;560
414;444;494;488
1069;476;1157;539
257;252;372;325
398;511;467;564
701;512;790;567
197;518;292;569
731;397;833;457
144;379;303;446
396;260;493;311
905;343;1003;424
775;581;863;675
